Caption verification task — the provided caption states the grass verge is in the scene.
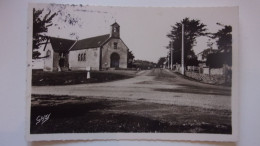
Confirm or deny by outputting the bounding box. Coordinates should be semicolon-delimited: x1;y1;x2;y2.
32;70;136;86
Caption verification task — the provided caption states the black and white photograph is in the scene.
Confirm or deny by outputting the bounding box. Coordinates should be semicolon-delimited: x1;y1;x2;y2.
26;3;238;141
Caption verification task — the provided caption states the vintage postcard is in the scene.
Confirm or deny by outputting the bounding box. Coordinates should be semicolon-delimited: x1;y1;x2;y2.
26;3;239;141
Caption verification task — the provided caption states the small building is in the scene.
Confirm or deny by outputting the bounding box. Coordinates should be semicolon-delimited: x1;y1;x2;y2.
197;48;218;68
43;22;129;71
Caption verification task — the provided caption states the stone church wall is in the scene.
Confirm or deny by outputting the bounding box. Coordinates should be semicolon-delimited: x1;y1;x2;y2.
43;43;70;72
43;43;53;71
50;52;70;72
69;48;100;71
101;38;128;69
52;52;60;71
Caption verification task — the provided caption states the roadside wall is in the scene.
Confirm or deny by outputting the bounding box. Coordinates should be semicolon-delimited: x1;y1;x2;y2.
185;71;226;85
202;67;223;75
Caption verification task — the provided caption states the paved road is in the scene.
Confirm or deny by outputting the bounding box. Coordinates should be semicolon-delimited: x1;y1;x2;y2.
32;69;231;110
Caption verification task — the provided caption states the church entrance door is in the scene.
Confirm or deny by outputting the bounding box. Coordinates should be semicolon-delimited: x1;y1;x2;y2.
110;53;120;68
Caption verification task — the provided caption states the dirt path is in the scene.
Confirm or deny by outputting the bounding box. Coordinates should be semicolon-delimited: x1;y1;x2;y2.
32;69;231;110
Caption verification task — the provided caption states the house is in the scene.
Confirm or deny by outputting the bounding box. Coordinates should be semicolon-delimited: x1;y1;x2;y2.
43;22;129;71
197;48;217;62
196;48;218;68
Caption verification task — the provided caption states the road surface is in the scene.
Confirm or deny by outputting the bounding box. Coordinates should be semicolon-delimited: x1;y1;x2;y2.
31;69;231;133
32;69;231;110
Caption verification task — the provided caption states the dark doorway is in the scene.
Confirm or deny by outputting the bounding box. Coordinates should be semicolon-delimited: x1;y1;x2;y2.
59;58;65;67
110;53;120;68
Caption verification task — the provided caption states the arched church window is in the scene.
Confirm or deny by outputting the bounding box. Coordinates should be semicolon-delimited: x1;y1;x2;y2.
78;54;81;61
81;54;84;61
83;53;86;61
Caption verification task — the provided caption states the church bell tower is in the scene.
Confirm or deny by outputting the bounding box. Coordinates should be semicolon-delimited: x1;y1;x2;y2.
110;22;120;38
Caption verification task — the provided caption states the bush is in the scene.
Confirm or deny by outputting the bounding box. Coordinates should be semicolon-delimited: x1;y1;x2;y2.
206;52;232;68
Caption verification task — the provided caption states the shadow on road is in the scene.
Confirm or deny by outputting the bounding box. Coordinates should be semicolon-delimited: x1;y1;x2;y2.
31;95;231;134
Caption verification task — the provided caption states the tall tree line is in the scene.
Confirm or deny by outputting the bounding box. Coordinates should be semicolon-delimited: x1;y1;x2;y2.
165;17;232;68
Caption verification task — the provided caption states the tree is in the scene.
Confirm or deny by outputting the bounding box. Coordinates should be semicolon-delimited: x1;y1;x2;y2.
33;8;56;59
211;23;232;53
32;4;82;59
133;60;156;70
206;52;232;68
201;39;215;61
127;50;135;68
206;23;232;67
167;18;208;67
157;57;166;68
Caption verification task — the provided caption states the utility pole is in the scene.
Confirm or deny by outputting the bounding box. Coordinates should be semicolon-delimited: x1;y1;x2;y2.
170;41;173;70
167;54;170;69
181;23;185;75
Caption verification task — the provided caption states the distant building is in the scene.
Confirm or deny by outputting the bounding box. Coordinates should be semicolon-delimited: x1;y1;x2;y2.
197;48;218;67
197;48;217;62
42;22;129;71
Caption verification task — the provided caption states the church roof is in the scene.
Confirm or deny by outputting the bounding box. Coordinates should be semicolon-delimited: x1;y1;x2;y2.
70;34;110;51
49;37;75;52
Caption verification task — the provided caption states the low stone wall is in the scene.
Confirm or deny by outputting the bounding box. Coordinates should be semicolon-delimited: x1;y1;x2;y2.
210;68;223;75
185;71;226;85
202;67;223;75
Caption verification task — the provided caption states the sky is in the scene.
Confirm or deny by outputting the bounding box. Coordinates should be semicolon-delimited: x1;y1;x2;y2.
32;3;238;63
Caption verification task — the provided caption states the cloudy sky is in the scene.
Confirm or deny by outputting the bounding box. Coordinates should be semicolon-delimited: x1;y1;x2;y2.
32;3;238;63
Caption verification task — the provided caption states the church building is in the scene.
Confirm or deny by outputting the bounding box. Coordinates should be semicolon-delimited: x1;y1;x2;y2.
42;22;129;71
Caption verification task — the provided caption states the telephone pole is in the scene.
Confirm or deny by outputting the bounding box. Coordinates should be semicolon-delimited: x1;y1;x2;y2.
170;41;173;70
181;23;185;75
167;54;170;69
